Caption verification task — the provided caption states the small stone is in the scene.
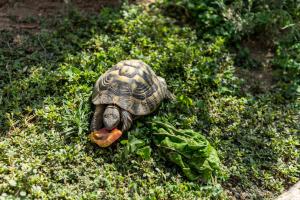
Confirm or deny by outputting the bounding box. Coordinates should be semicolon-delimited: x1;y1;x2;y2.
20;191;26;197
8;179;17;187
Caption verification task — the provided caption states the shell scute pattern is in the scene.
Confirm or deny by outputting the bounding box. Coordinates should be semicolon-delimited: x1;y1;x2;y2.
92;60;167;115
118;65;137;78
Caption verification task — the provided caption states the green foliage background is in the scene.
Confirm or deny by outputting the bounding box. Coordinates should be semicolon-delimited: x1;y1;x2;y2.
0;0;299;199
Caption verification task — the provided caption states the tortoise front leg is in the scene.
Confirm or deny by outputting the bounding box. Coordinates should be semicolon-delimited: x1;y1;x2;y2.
91;104;105;131
120;110;133;132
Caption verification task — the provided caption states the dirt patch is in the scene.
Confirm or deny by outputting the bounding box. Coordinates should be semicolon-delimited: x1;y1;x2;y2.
135;0;156;4
236;67;274;94
241;35;274;67
235;34;276;94
0;0;121;31
0;0;157;32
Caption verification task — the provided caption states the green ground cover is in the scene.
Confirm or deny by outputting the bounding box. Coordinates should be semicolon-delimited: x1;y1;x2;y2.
0;1;299;199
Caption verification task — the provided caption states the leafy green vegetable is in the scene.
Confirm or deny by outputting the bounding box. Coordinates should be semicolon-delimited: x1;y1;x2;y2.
151;121;220;181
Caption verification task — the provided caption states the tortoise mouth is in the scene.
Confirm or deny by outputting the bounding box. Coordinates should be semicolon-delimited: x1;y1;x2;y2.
104;126;117;131
89;128;122;148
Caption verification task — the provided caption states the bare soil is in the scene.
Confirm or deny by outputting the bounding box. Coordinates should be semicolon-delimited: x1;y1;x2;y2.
241;35;274;67
0;0;121;31
235;35;275;94
236;67;274;94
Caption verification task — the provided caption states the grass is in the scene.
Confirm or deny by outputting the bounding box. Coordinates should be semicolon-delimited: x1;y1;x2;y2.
0;1;299;199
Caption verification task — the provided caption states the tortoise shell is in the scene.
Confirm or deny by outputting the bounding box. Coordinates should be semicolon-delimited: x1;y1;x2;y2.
92;60;169;116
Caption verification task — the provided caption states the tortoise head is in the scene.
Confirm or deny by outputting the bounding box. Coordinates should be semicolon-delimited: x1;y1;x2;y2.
103;105;120;130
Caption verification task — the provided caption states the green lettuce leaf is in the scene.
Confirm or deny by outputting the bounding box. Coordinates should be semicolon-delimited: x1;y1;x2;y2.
151;120;220;181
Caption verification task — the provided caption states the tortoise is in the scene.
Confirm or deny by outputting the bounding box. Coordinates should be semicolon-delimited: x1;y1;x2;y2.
90;60;174;146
